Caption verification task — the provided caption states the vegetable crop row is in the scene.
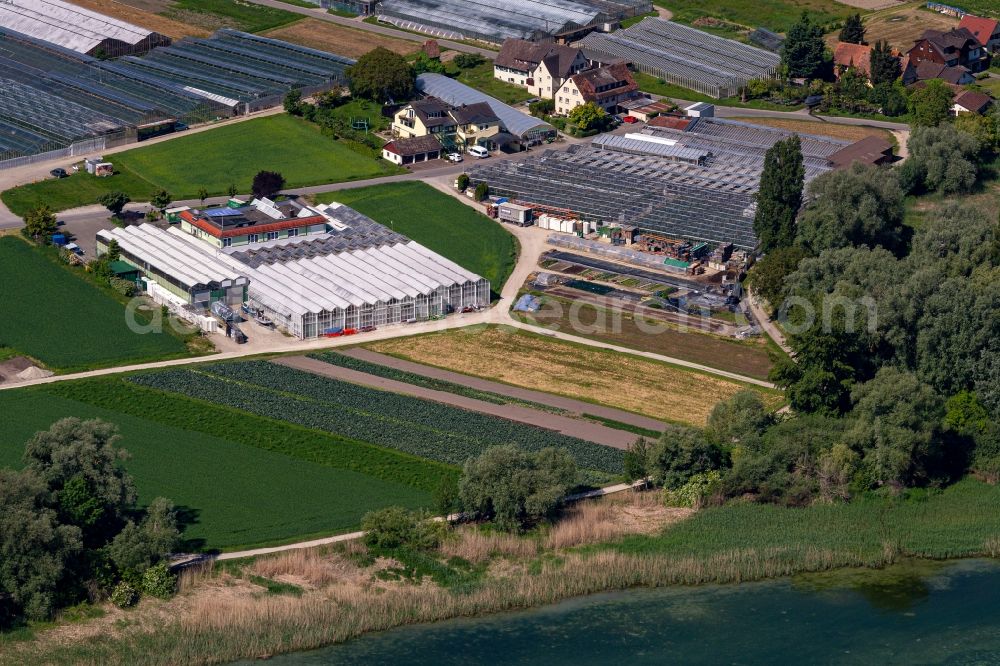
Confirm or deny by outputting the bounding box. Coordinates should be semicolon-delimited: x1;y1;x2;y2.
130;362;623;473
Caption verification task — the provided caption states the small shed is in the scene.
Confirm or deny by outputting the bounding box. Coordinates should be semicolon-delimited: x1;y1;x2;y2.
84;156;113;176
684;102;715;118
164;206;190;223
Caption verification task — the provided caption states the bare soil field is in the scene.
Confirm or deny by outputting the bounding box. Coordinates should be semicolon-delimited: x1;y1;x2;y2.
839;2;959;50
369;326;783;426
728;117;897;144
261;18;419;57
68;0;209;38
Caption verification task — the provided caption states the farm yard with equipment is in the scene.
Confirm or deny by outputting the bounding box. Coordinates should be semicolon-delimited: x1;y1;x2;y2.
369;326;783;425
0;236;190;372
315;182;518;293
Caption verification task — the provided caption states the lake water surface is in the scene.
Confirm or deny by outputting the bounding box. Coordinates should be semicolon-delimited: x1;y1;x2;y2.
264;559;1000;664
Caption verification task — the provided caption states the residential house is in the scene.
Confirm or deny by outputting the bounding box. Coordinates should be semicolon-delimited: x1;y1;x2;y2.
906;27;990;74
554;62;638;116
952;89;993;115
392;97;455;139
382;135;442;165
448;102;503;149
903;60;975;86
389;97;503;154
833;42;873;81
959;14;1000;54
493;38;588;99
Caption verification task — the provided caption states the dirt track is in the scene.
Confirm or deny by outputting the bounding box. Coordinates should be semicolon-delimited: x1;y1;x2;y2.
273;355;641;449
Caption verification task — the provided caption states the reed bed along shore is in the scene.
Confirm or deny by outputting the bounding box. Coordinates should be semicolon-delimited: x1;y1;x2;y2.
7;483;1000;666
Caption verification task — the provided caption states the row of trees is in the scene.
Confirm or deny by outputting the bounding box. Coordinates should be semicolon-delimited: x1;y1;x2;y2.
1;419;180;628
735;119;999;503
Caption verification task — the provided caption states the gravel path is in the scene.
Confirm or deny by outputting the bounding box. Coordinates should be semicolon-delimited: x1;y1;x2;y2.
343;348;668;432
273;355;641;449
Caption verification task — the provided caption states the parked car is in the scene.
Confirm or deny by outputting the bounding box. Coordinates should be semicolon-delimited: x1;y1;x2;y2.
50;168;67;178
359;325;377;333
63;242;84;256
622;115;638;124
468;145;490;159
446;152;463;163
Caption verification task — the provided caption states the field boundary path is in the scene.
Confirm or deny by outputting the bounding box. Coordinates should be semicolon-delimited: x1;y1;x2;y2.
273;355;640;448
342;348;668;431
209;480;647;561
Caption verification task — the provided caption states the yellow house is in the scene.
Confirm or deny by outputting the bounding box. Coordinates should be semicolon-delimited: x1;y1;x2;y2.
392;97;456;139
450;102;502;148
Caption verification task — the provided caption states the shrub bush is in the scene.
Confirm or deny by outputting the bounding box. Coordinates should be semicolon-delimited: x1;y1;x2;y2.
111;581;139;609
362;507;445;551
140;563;176;599
109;277;136;297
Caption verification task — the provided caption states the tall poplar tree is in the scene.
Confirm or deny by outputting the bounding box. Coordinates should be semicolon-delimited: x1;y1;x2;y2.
753;135;805;252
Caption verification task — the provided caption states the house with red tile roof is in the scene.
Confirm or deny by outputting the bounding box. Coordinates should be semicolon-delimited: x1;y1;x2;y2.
833;42;873;81
958;14;1000;53
906;27;990;74
554;62;638;116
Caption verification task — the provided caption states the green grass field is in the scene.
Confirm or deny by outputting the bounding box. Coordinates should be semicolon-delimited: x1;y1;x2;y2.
0;237;188;372
0;376;451;550
656;0;855;32
633;73;803;111
163;0;302;33
3;115;399;216
315;181;518;292
611;479;1000;563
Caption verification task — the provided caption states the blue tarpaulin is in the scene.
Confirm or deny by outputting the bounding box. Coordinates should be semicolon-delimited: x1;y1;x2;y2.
513;294;541;312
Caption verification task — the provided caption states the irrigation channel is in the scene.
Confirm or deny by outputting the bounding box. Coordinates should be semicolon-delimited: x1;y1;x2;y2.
248;559;1000;664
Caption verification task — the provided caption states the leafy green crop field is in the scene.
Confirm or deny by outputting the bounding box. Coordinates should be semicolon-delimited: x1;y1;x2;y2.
315;181;517;292
0;377;449;550
130;361;624;473
3;115;399;216
0;237;188;371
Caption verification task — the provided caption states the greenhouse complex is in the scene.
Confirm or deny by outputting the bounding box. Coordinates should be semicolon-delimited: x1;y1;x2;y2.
578;18;780;98
376;0;651;43
467;118;852;249
97;202;490;339
0;28;353;168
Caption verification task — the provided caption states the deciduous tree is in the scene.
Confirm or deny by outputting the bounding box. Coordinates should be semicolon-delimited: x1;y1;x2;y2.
97;191;130;217
908;79;954;127
22;204;58;242
251;170;285;199
346;47;415;103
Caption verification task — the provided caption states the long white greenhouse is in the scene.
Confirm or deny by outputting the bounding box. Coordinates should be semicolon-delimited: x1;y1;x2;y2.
240;241;490;339
97;221;490;340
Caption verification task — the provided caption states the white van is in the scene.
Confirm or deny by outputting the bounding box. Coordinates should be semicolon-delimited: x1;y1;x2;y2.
467;145;490;159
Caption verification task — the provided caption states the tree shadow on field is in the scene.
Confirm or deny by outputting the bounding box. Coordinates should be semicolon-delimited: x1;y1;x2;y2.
174;505;207;553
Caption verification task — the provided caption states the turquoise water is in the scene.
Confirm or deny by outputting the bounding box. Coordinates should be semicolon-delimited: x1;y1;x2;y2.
264;559;1000;664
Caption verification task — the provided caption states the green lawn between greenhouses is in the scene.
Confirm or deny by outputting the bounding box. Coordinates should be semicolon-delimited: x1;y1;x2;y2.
656;0;855;33
0;237;188;372
315;181;518;293
0;377;450;551
2;115;400;216
162;0;303;33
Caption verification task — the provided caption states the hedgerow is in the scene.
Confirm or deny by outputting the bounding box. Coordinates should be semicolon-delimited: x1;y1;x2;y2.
130;362;623;473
